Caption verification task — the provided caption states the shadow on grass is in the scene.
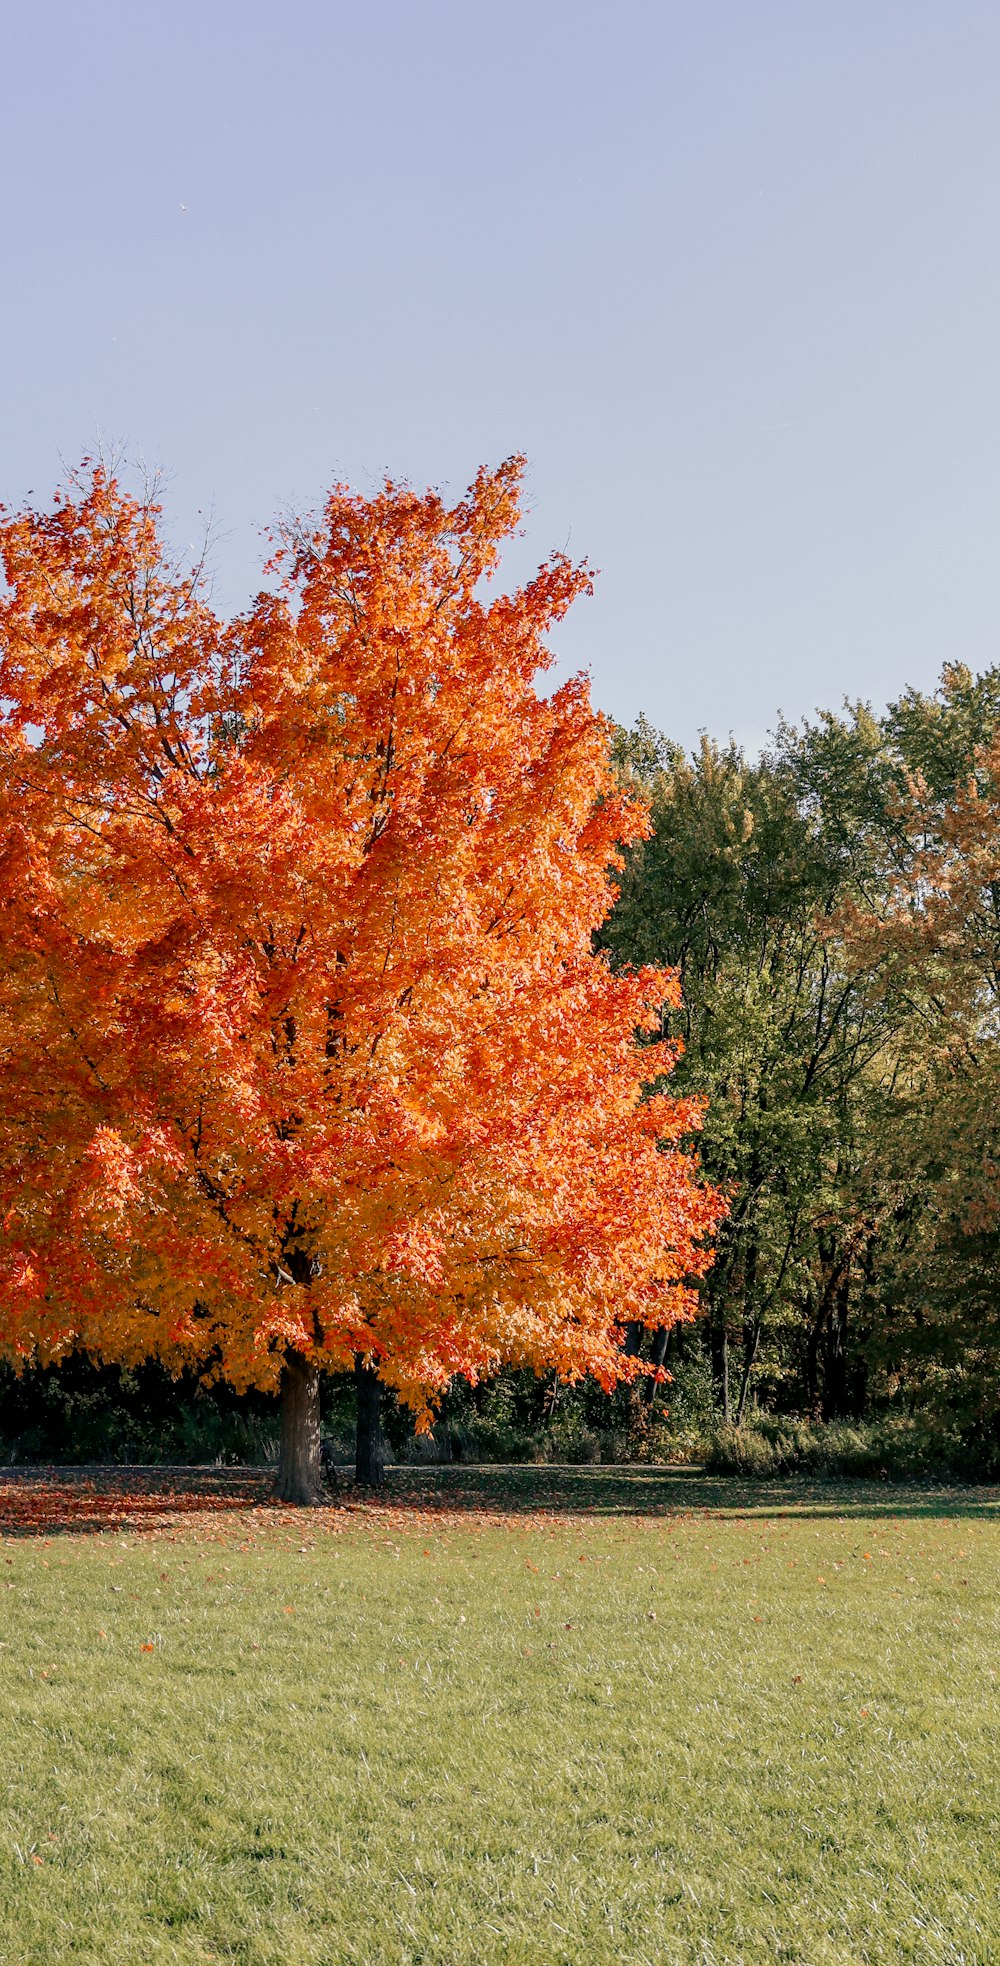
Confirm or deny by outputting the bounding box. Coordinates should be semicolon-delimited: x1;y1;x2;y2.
376;1463;1000;1522
0;1461;997;1536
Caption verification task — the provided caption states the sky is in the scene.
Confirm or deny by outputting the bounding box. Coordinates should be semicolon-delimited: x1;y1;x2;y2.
3;1;1000;752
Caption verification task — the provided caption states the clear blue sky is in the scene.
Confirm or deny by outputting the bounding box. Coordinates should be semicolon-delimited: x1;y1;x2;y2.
4;2;1000;750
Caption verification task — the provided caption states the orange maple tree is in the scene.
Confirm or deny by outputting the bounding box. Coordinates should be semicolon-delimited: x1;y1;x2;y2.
0;458;722;1497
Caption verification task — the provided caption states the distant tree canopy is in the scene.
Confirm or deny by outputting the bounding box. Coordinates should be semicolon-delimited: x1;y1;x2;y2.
601;664;1000;1463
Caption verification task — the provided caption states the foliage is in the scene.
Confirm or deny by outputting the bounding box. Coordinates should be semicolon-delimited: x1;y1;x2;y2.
703;1412;997;1480
0;1359;278;1468
602;665;1000;1439
840;725;1000;1455
0;461;721;1428
7;448;1000;1463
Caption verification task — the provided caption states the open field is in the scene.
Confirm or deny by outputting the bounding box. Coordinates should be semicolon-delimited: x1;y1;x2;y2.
0;1466;998;1966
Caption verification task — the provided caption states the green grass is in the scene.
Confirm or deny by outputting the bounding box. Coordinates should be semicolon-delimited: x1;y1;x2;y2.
1;1466;999;1964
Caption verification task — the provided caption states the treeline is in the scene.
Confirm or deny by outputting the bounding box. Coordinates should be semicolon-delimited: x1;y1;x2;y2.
6;658;1000;1477
599;658;1000;1472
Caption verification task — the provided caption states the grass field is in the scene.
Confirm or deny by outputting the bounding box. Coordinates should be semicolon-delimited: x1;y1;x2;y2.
0;1465;998;1966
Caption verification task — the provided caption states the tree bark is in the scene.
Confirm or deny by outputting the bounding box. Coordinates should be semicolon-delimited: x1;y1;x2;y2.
644;1326;671;1403
355;1359;385;1488
734;1316;762;1426
274;1352;326;1505
709;1301;731;1423
803;1288;824;1417
734;1238;760;1426
822;1268;852;1420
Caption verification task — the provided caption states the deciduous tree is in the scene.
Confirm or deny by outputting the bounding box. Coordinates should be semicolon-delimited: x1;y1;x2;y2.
0;461;721;1497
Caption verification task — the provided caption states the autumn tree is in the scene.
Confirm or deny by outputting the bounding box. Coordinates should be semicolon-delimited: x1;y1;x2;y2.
0;460;721;1498
843;726;1000;1459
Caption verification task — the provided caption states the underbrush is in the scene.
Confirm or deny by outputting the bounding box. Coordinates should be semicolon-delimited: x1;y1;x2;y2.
703;1411;1000;1481
0;1361;279;1468
390;1353;718;1469
3;1355;998;1483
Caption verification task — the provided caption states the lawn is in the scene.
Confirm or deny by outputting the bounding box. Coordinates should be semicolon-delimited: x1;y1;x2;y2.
0;1465;998;1966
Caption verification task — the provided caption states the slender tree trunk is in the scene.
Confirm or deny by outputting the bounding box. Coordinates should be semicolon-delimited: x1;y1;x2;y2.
850;1234;877;1421
710;1305;731;1423
734;1317;762;1426
822;1269;851;1420
355;1359;385;1488
274;1352;325;1505
734;1240;760;1426
644;1326;671;1404
803;1288;827;1419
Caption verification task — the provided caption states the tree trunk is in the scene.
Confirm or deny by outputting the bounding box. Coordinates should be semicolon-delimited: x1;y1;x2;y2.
644;1326;671;1404
822;1268;851;1420
734;1316;762;1426
710;1302;731;1423
274;1352;325;1505
711;1313;734;1423
355;1359;385;1488
734;1239;760;1426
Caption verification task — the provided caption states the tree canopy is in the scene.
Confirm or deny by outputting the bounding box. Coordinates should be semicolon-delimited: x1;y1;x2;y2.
0;460;721;1495
602;666;1000;1465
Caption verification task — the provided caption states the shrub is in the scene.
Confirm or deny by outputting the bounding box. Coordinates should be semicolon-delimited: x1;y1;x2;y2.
544;1412;602;1463
704;1411;996;1481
